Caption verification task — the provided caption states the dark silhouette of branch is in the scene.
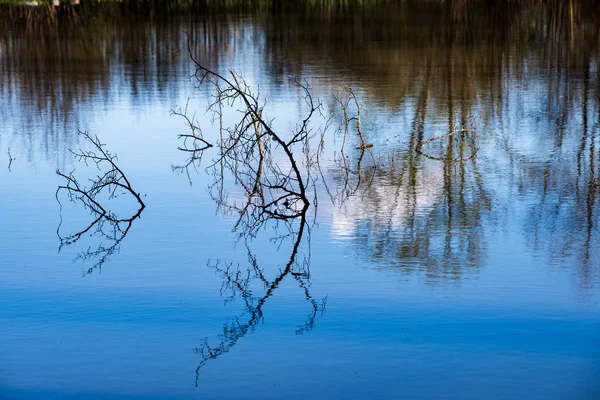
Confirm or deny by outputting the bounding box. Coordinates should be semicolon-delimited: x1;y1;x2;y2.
170;101;213;185
178;36;329;238
180;44;328;385
56;130;145;218
171;100;213;151
55;130;145;275
7;147;14;171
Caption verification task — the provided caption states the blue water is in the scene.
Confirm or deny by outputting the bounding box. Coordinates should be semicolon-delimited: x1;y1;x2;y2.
1;6;599;399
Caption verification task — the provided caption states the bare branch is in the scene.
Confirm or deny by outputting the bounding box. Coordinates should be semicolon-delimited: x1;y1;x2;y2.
416;127;478;162
317;85;377;205
55;130;145;274
179;35;330;237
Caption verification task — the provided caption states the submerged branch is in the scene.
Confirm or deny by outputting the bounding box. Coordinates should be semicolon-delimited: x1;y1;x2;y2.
416;128;478;162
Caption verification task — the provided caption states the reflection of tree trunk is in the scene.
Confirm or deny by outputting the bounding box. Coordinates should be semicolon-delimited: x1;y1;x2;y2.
569;0;575;49
576;62;590;200
410;54;432;156
459;96;467;232
582;70;598;281
583;127;595;279
404;53;432;232
444;43;455;260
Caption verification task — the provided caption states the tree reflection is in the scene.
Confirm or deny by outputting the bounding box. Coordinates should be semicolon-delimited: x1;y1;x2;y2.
324;49;491;281
56;213;139;276
312;2;599;285
3;1;599;168
515;62;600;289
4;1;598;285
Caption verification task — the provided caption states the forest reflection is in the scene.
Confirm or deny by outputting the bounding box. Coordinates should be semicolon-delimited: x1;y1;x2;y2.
4;1;596;284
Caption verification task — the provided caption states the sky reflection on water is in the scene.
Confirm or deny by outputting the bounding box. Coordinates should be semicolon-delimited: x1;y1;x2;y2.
0;3;599;399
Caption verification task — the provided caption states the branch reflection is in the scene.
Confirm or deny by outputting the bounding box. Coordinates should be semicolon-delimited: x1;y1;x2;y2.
55;131;145;275
194;212;325;386
174;55;327;383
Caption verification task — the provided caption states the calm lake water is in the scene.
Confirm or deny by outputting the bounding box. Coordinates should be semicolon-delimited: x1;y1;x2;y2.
1;3;599;399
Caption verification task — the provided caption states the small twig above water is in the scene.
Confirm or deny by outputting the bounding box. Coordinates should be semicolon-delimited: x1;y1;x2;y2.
334;85;372;150
170;100;213;151
170;101;213;185
7;147;14;171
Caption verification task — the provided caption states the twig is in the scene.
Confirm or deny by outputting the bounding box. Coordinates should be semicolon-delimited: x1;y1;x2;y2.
416;128;478;162
7;147;14;171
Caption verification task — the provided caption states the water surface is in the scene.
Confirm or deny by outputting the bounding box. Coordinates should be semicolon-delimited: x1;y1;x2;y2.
1;3;599;399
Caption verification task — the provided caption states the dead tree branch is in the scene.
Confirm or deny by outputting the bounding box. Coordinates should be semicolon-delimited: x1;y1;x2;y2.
318;85;376;205
334;85;372;151
170;101;213;185
55;130;145;274
416;127;479;162
181;40;330;383
179;37;327;237
56;130;145;219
